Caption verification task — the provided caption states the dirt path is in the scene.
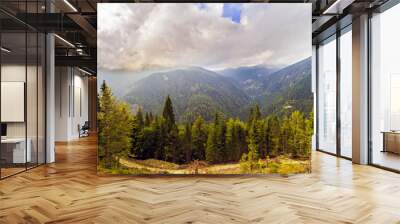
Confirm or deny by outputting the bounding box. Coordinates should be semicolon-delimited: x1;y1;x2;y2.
119;158;189;174
119;158;241;174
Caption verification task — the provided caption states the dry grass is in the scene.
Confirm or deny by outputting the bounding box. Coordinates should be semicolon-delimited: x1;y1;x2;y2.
112;157;310;175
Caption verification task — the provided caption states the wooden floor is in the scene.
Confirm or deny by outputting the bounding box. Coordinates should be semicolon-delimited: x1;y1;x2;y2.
1;136;400;223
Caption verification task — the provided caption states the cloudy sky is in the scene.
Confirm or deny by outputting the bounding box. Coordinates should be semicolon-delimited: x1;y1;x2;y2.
98;3;311;72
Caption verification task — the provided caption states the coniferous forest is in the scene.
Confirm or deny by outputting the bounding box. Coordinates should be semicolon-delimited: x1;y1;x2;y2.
98;81;313;175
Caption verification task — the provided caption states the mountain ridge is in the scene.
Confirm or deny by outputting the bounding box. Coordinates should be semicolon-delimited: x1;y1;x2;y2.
102;57;312;122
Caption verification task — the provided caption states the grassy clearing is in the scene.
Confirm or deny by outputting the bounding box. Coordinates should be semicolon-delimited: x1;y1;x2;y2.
99;156;311;175
98;164;154;175
240;157;311;174
131;159;180;170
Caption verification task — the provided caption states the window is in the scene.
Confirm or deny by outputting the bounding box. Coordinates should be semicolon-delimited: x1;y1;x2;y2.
0;2;46;179
318;36;337;154
340;28;352;158
370;3;400;171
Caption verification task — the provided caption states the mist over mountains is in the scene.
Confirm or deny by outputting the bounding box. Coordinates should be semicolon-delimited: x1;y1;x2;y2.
99;57;312;122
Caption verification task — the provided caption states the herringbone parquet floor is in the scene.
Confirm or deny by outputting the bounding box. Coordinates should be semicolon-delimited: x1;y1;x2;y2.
1;136;400;224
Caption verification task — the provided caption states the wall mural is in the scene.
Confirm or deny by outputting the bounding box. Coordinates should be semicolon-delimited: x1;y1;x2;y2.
97;3;313;175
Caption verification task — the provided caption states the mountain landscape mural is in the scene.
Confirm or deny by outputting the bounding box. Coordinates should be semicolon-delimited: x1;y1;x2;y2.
97;3;313;175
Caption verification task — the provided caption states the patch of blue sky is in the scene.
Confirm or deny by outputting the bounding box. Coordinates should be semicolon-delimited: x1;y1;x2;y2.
222;3;243;24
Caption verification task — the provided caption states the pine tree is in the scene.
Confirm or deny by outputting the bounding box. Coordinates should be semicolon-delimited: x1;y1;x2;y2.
265;115;280;156
246;105;264;158
280;116;292;155
142;126;156;159
161;96;179;162
289;111;312;158
254;104;262;121
225;119;235;161
191;116;207;161
240;123;260;173
205;125;218;164
112;102;134;161
304;112;313;159
149;112;154;123
184;122;192;162
226;118;245;162
247;120;260;161
248;107;254;124
98;81;133;168
131;108;145;158
144;112;151;127
98;81;115;167
162;95;175;129
215;116;227;163
237;121;248;158
154;116;166;160
164;125;179;162
248;104;261;125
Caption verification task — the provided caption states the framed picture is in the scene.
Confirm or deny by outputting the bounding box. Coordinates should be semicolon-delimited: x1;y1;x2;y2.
97;3;312;175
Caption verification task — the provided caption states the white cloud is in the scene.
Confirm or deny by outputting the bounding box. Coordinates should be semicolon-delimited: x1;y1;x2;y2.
98;3;311;71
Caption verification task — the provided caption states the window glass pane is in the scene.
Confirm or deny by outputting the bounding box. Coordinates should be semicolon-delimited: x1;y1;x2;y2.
38;33;45;165
340;29;352;158
27;31;38;169
371;3;400;170
1;31;27;177
318;37;337;154
0;1;46;179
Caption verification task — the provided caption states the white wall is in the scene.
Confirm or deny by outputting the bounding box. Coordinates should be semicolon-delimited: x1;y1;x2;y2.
55;67;89;141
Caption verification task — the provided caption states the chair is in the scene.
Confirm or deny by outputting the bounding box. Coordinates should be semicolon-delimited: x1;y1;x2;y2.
79;121;90;138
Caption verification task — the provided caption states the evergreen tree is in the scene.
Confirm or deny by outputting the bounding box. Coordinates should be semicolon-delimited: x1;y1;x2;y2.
265;115;280;156
163;126;178;162
247;120;260;160
149;112;154;122
205;125;218;164
240;122;260;173
144;112;151;127
215;116;227;163
248;104;261;125
280;116;292;155
154;116;166;160
131;108;145;158
248;107;254;124
184;122;192;162
304;112;314;159
98;81;115;167
225;119;236;161
254;104;262;121
246;105;265;158
237;121;248;158
161;96;179;162
162;95;175;129
142;126;157;159
136;107;144;127
98;81;133;168
288;111;312;158
191;116;207;161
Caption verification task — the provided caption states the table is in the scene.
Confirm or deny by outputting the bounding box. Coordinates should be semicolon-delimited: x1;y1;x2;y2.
1;138;31;164
382;131;400;154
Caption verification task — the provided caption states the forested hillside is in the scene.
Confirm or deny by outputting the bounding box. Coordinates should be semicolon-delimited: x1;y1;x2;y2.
98;82;313;174
124;67;250;122
116;57;312;122
221;57;312;116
